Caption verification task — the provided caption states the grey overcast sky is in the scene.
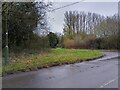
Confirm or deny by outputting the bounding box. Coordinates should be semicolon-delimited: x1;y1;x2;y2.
47;2;118;33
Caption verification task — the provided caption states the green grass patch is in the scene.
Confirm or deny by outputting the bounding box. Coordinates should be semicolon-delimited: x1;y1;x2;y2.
3;48;104;75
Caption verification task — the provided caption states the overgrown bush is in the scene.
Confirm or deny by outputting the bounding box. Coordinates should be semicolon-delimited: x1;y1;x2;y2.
63;34;96;49
47;32;59;48
63;38;76;49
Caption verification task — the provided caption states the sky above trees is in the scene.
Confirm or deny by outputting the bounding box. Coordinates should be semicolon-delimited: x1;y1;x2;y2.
47;2;118;33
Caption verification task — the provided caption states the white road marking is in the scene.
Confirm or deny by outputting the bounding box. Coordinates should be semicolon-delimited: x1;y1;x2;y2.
100;77;118;88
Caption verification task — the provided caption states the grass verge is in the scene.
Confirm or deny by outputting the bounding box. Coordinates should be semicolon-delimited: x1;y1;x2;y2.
3;48;104;75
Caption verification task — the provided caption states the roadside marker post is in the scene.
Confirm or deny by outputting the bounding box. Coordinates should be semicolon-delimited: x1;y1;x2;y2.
4;3;9;65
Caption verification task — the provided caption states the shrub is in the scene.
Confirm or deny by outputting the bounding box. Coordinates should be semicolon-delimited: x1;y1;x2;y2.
64;39;76;49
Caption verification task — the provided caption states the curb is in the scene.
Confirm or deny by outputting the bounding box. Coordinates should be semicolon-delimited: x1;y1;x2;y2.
97;55;120;61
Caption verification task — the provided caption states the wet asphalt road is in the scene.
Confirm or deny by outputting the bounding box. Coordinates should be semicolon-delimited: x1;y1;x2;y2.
2;52;119;88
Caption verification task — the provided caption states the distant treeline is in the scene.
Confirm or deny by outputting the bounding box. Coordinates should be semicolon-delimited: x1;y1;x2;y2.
63;11;119;49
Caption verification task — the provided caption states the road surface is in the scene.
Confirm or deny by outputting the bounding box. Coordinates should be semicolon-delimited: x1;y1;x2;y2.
2;52;119;88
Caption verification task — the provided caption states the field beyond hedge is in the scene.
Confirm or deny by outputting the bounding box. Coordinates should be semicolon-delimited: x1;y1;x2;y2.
3;48;104;75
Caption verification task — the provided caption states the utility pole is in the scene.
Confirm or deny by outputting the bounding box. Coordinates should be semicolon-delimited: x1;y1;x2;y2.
5;3;9;65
